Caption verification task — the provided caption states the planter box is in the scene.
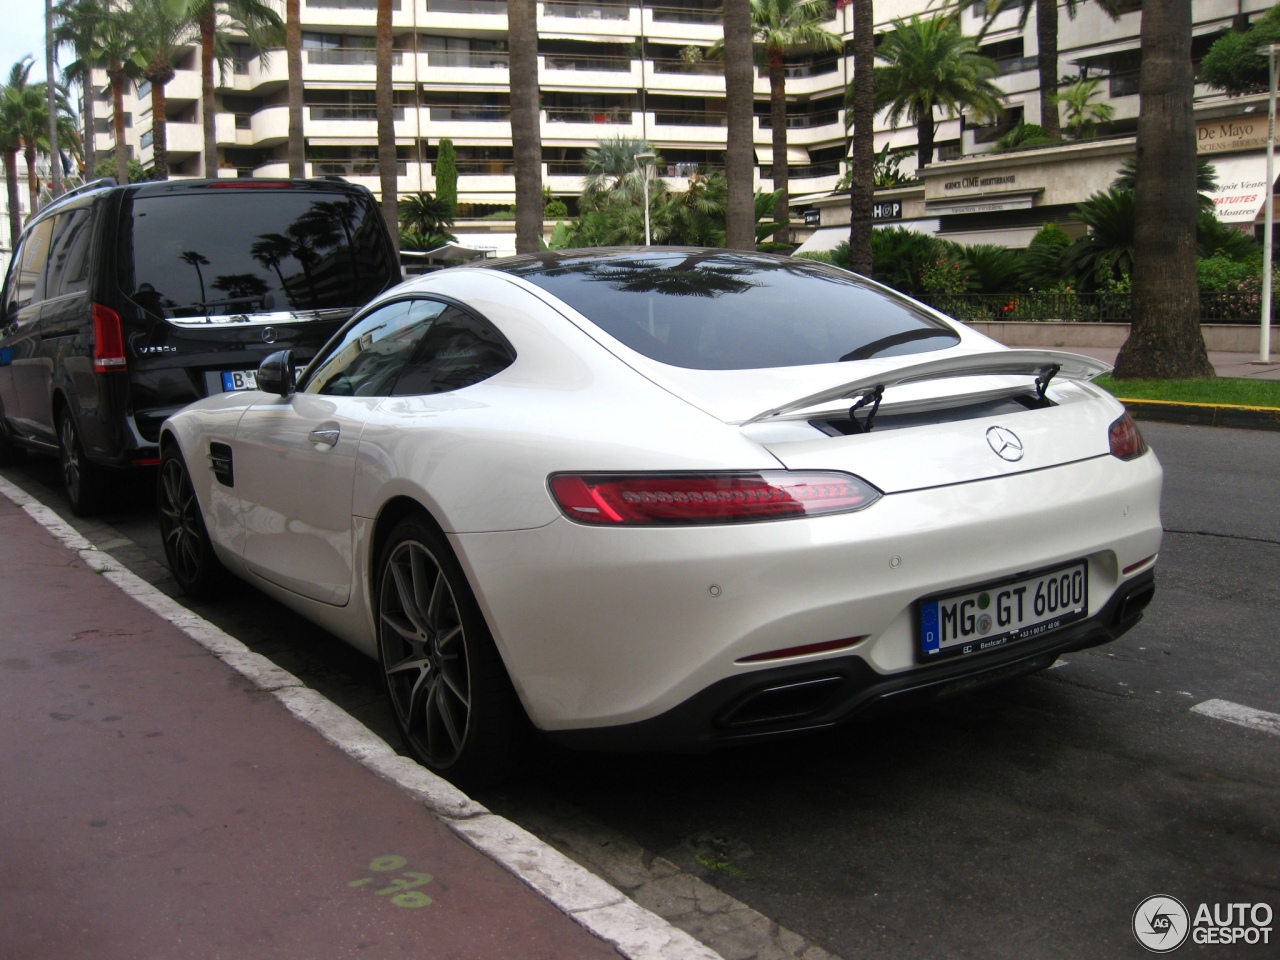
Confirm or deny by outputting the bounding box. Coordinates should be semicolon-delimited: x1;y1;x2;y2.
968;321;1279;353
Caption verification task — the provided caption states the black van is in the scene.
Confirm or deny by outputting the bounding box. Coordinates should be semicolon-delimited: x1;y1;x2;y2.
0;177;400;513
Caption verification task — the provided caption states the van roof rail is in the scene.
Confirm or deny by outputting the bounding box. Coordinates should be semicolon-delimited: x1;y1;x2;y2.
36;177;118;218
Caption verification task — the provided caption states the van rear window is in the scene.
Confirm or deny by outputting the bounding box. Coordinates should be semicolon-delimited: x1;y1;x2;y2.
118;190;396;318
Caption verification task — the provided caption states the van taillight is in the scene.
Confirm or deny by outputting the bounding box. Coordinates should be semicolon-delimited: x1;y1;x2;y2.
92;303;127;372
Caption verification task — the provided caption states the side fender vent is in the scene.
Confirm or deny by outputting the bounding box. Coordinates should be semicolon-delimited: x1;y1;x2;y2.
208;442;234;487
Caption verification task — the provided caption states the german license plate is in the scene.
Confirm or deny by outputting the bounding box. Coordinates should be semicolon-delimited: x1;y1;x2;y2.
918;560;1088;662
220;367;305;391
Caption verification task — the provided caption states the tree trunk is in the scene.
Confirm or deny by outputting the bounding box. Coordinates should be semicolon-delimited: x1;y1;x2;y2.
201;8;218;177
25;143;39;220
150;70;170;180
722;0;754;251
82;69;97;175
286;0;304;178
916;99;934;171
1036;0;1061;139
45;0;61;199
110;61;129;183
508;0;542;254
376;0;398;253
847;0;875;275
5;150;21;249
768;51;789;245
1114;0;1214;380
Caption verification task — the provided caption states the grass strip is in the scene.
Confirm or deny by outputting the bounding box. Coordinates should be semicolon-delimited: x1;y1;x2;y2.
1094;375;1280;409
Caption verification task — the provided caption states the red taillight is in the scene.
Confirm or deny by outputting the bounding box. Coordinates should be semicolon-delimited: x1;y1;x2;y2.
92;303;127;372
548;471;881;526
737;637;865;663
1109;412;1147;460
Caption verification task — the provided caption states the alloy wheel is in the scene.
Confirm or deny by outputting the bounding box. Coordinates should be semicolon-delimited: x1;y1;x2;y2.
158;456;204;586
379;540;473;768
59;416;83;506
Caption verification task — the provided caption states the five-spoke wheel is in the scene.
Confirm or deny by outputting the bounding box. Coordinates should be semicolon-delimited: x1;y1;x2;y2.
58;411;105;515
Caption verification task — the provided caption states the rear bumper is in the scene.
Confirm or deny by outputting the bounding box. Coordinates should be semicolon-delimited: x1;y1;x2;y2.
547;569;1155;752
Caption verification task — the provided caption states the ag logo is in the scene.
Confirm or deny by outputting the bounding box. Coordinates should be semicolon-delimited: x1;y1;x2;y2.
986;425;1024;462
1133;895;1190;953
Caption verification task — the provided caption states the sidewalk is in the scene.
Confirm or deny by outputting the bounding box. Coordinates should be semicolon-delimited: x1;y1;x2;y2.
0;491;695;960
1055;346;1280;381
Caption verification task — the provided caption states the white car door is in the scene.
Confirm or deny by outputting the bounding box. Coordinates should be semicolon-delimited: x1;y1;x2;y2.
233;298;449;605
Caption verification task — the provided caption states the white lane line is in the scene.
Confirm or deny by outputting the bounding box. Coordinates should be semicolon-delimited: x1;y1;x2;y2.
0;475;724;960
1191;699;1280;737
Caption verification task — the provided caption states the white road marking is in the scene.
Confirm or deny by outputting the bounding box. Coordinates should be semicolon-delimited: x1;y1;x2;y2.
1191;699;1280;737
0;475;724;960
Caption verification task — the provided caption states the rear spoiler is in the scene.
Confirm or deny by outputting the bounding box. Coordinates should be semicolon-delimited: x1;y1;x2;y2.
741;349;1111;426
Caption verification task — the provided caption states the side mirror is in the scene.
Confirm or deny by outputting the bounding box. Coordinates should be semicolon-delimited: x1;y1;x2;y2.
257;349;295;397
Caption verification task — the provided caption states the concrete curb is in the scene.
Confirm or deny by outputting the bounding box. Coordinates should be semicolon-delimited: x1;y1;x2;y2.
1118;398;1280;432
0;474;726;960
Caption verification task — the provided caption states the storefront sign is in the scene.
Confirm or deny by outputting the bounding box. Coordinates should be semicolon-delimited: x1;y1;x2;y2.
942;174;1017;191
873;201;902;221
804;209;820;227
1197;116;1268;154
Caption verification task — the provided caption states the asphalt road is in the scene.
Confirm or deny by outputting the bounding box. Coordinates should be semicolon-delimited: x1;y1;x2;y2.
3;421;1277;960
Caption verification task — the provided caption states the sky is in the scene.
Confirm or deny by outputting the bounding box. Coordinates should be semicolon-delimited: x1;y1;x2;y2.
2;2;56;86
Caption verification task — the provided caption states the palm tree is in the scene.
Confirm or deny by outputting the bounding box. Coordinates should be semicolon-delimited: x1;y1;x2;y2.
749;0;841;244
1113;0;1213;379
722;0;755;251
398;192;454;236
846;0;874;275
132;0;198;180
97;0;143;184
285;0;302;177
54;0;107;175
874;13;1005;171
1;62;31;248
193;0;283;178
508;0;541;253
1053;77;1114;139
3;58;57;220
975;1;1120;142
581;136;664;202
376;0;397;252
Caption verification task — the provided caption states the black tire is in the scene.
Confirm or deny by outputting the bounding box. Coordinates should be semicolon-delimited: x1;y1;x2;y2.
57;410;107;515
157;444;230;598
376;516;531;789
0;422;25;467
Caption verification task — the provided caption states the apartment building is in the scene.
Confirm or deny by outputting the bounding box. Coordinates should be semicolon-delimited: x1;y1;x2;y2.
83;0;1277;254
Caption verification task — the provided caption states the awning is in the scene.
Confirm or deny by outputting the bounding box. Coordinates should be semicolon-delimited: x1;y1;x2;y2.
401;243;493;264
935;225;1044;249
755;145;810;164
1205;152;1270;223
792;219;940;255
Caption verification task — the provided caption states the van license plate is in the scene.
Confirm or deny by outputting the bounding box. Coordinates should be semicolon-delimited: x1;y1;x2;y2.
918;560;1088;662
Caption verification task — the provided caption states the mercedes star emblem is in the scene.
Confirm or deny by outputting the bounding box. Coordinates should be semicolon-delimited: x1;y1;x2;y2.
261;326;277;344
986;425;1024;462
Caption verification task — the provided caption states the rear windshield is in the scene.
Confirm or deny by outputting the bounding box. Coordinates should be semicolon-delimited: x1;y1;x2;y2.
118;189;396;318
501;251;960;370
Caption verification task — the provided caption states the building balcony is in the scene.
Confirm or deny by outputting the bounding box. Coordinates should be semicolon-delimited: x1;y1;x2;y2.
642;5;722;43
540;53;640;89
164;68;201;105
222;52;288;93
163;120;203;156
419;105;511;140
648;108;727;144
416;0;508;30
543;106;643;137
539;1;637;37
643;58;724;94
757;111;844;144
250;104;291;146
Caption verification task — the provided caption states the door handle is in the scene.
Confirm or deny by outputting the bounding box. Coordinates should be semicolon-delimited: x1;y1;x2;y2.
309;427;340;446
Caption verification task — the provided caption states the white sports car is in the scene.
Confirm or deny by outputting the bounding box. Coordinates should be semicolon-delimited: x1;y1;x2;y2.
158;249;1162;786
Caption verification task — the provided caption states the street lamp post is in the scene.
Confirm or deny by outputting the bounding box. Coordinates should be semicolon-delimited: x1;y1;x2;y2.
1259;43;1277;364
635;151;656;246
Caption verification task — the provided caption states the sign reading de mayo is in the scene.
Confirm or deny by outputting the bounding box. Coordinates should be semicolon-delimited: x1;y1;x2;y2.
1197;116;1268;154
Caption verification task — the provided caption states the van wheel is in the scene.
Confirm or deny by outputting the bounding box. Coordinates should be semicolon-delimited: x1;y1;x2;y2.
376;517;531;789
157;445;229;598
0;423;25;466
57;411;106;515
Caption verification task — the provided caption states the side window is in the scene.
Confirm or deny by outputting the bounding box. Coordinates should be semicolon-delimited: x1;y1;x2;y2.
45;207;95;298
391;306;515;396
305;298;448;397
9;218;56;310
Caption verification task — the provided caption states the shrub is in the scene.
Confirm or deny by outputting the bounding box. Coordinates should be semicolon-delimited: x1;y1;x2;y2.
545;199;569;219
